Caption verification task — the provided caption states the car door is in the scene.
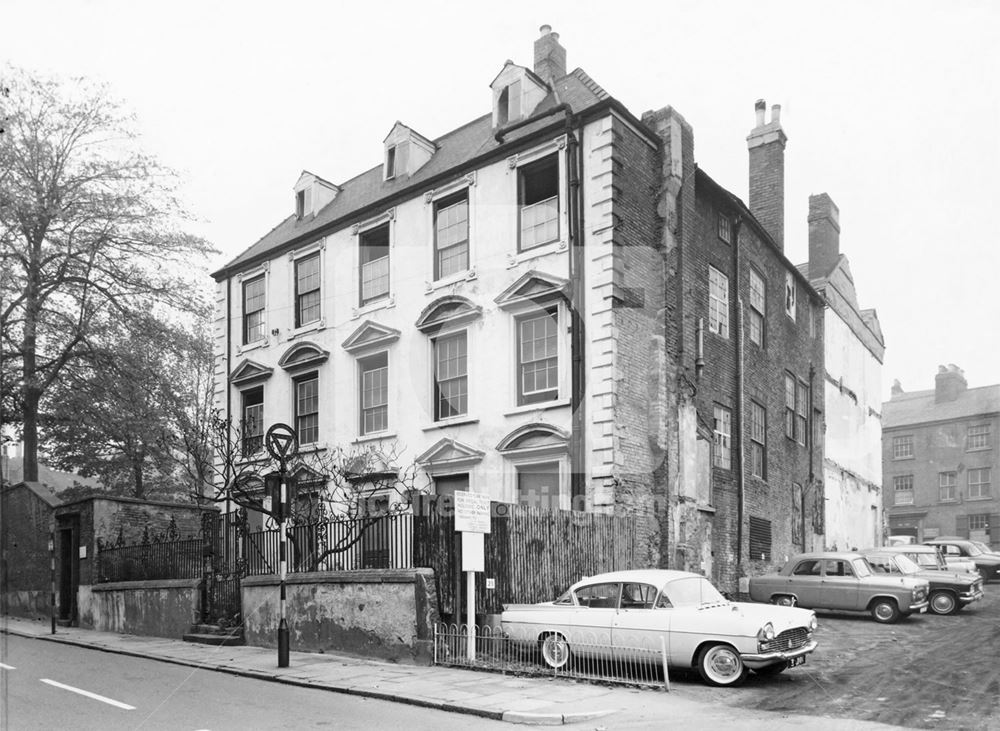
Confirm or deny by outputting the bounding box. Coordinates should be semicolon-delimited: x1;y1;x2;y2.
570;582;620;657
788;559;824;606
611;582;667;661
820;559;861;610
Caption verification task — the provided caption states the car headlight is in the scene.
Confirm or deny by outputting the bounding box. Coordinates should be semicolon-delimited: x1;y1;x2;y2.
809;615;818;632
757;622;775;641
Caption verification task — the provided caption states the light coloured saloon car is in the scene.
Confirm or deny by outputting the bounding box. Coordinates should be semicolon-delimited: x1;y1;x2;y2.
501;569;818;687
748;552;929;623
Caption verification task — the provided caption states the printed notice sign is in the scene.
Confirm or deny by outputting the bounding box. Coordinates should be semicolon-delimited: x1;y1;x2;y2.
454;491;491;533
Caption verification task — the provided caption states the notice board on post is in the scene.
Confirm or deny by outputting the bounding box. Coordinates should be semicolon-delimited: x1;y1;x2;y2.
454;491;491;533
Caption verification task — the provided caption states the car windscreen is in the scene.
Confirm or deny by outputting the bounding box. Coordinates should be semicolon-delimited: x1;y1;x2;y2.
892;554;920;574
965;543;984;556
661;576;726;607
852;558;872;577
971;541;992;554
906;552;941;568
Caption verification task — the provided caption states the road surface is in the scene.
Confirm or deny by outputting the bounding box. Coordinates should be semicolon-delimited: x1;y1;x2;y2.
0;634;509;730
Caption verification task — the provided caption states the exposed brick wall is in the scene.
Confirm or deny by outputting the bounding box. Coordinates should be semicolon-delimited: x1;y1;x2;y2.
607;115;665;565
55;497;217;586
655;163;823;594
1;485;55;616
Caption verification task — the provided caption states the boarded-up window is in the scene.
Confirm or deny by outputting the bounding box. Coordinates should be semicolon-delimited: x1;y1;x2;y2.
749;516;772;562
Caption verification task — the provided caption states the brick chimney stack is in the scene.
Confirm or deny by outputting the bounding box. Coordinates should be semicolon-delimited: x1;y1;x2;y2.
891;379;904;398
808;193;841;279
534;25;566;85
747;99;787;250
935;364;968;403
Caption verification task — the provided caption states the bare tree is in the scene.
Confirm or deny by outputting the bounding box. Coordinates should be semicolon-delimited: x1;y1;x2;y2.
195;412;430;571
0;66;215;480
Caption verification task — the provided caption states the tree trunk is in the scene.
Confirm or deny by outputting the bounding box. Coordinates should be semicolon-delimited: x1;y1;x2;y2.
132;455;145;499
21;235;42;483
21;386;40;482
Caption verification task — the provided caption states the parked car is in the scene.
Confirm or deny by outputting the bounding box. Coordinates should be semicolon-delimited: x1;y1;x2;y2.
876;544;978;576
501;569;818;687
923;539;1000;582
748;552;929;624
862;550;983;615
886;535;916;546
931;537;1000;557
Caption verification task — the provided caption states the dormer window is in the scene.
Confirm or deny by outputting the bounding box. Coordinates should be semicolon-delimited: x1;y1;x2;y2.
385;145;397;180
293;171;339;219
498;81;521;126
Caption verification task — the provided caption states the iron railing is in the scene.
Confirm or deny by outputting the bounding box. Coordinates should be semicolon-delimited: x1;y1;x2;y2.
244;513;414;575
96;538;204;583
434;623;669;689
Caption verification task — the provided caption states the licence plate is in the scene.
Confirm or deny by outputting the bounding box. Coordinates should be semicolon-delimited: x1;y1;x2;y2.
789;655;806;668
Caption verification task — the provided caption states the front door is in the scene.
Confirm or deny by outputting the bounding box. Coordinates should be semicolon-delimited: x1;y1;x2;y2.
57;519;79;623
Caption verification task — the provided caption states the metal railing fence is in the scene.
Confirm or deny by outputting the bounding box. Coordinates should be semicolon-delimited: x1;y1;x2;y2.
434;623;668;690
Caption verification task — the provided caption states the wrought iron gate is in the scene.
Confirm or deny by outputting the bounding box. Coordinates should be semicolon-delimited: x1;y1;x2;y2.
200;511;249;627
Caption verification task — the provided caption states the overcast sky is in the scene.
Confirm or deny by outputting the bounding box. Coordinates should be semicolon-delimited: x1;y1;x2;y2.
5;0;998;401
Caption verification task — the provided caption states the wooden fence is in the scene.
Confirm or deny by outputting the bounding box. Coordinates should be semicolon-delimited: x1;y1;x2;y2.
413;498;639;615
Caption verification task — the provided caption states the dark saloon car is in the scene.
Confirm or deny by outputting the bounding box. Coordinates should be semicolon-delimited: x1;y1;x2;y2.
863;550;983;615
924;539;1000;582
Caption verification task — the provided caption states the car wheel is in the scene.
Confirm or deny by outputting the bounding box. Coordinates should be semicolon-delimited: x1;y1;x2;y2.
928;590;958;615
539;632;570;669
753;661;789;676
772;595;796;607
697;643;748;687
870;598;900;624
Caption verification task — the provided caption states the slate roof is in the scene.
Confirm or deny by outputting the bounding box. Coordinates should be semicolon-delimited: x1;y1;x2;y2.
883;385;1000;429
213;69;613;280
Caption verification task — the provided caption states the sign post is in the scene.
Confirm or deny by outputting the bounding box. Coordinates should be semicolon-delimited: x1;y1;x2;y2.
453;492;491;661
265;423;299;669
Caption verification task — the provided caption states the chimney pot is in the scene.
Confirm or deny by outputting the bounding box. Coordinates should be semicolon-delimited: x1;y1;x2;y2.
747;99;787;249
533;25;567;84
771;104;781;123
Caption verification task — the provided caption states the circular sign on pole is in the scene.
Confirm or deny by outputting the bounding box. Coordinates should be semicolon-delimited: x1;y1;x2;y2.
265;423;299;463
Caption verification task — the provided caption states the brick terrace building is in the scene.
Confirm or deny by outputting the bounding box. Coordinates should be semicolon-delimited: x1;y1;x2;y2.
883;367;999;548
211;28;828;592
658;102;825;591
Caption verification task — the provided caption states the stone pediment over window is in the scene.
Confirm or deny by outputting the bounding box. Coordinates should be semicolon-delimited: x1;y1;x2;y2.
416;438;486;474
230;359;274;386
494;271;570;311
289;463;327;487
342;320;401;354
497;423;570;458
415;296;483;334
277;341;330;372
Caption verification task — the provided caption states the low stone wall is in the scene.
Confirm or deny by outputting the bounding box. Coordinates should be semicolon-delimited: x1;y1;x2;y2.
77;579;200;638
1;590;51;621
242;569;439;664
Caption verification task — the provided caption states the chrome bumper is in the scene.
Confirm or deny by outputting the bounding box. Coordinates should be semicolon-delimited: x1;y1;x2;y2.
908;600;929;613
959;589;984;605
741;639;818;669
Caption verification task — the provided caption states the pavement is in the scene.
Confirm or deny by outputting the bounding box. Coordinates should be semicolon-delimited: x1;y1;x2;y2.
1;616;910;729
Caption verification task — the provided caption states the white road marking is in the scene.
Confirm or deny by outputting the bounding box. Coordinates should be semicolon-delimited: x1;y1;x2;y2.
0;663;15;670
40;679;136;710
